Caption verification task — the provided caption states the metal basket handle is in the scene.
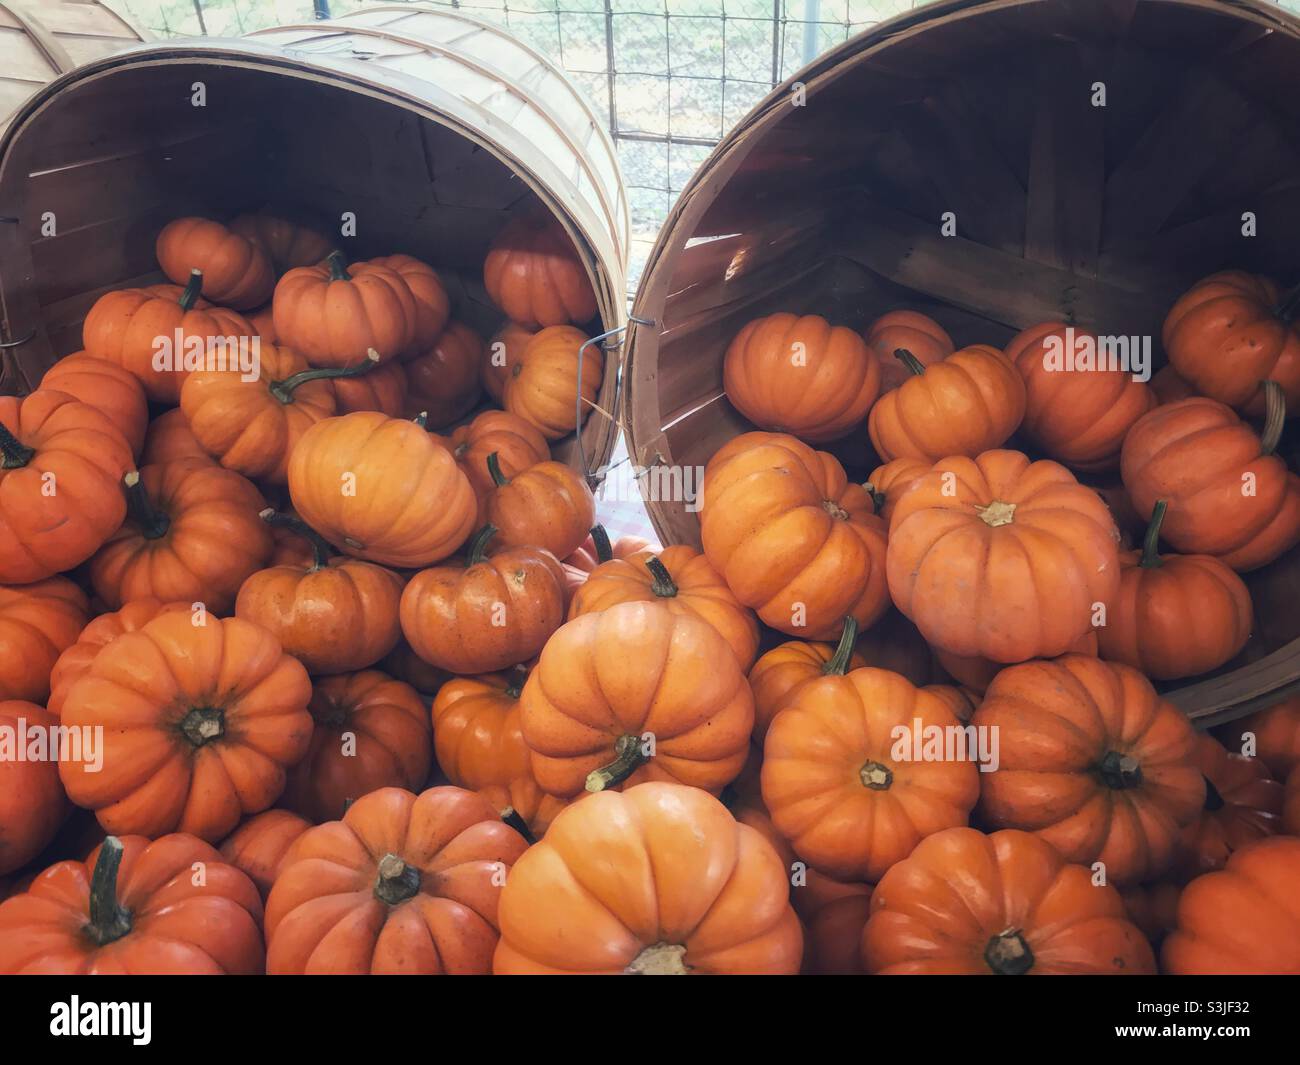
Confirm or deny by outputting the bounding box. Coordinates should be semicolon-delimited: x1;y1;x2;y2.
575;314;654;488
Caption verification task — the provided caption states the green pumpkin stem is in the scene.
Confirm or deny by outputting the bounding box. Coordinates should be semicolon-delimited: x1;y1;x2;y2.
864;481;886;515
326;250;351;282
1260;380;1285;457
467;523;498;566
486;451;509;487
822;616;859;676
501;807;537;846
894;348;927;377
86;836;133;946
0;421;34;469
1139;500;1167;569
590;524;613;563
373;853;421;905
269;349;380;404
413;411;429;429
643;556;677;598
984;929;1035;975
178;269;204;311
585;733;647;793
260;508;332;571
123;471;170;540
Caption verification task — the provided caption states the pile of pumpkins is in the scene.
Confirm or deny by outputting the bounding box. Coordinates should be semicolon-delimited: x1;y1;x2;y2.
0;202;1298;974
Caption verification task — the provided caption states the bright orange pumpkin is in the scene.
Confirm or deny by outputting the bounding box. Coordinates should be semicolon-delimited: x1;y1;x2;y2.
564;525;655;573
501;324;602;440
403;320;484;427
484;322;538;402
156;216;274;308
440;409;549;513
0;577;88;705
229;210;332;274
483;455;594;560
483;210;598;328
1175;734;1281;880
218;809;312;901
0;701;68;876
862;310;953;393
369;254;450;355
747;619;866;743
864;456;930;524
40;353;147;456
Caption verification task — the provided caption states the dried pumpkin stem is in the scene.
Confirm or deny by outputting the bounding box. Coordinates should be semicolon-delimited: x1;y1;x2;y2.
412;411;430;429
325;250;351;282
269;349;380;404
467;523;499;565
178;269;204;311
859;760;893;790
893;348;927;377
259;508;332;571
1260;380;1285;457
500;806;537;846
643;556;677;598
975;500;1016;527
486;451;509;487
179;706;225;747
123;471;170;540
590;524;613;563
1139;500;1167;569
625;942;689;975
586;733;646;793
864;481;886;515
0;422;34;469
823;616;859;676
1098;750;1144;790
984;928;1034;975
87;836;133;946
374;853;421;905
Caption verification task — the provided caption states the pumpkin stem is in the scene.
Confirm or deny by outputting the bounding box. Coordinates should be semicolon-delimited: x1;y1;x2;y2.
590;524;613;563
1260;380;1285;457
178;269;203;311
86;836;133;946
1098;750;1144;790
1274;280;1300;321
984;929;1035;975
643;556;677;598
864;481;887;515
585;733;646;793
373;853;421;905
325;250;351;282
413;411;430;429
1139;500;1167;569
625;942;689;975
268;349;380;404
975;500;1016;527
467;523;498;565
1203;775;1225;812
893;348;927;377
503;664;529;701
179;706;225;747
123;471;170;540
486;451;509;487
259;508;332;571
823;616;859;676
0;421;34;469
500;806;537;846
859;760;893;790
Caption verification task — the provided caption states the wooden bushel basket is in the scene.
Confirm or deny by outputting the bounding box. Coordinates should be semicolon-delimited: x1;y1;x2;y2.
0;3;629;479
625;0;1300;724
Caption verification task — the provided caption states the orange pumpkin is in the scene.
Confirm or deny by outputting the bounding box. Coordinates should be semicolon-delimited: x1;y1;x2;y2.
141;407;213;467
82;274;255;403
273;252;417;367
333;356;406;416
568;546;759;670
479;780;569;842
0;701;68;876
520;602;753;797
1285;766;1300;836
493;782;802;974
1097;500;1251;679
862;827;1156;974
1119;881;1183;950
722;312;880;442
1162;836;1300;974
483;455;595;560
1151;364;1196;405
564;525;655;572
59;612;313;842
746;621;865;743
1216;696;1300;778
973;655;1204;884
400;524;566;674
935;630;1098;695
1163;270;1300;414
863;310;954;393
867;344;1026;463
156;216;274;308
1175;734;1281;880
483;210;598;327
248;303;277;342
484;322;538;402
40;353;147;456
0;577;88;704
0;389;134;584
89;463;273;615
1121;390;1300;571
265;785;528;974
1005;321;1156;470
701;431;889;639
762;661;981;882
235;510;403;675
864;456;929;524
229;210;332;274
403;320;484;427
441;408;549;506
281;670;432;824
287;410;477;567
218;809;312;901
887;449;1119;661
854;608;939;686
371;254;450;356
381;640;450;696
501;325;602;440
0;834;264;974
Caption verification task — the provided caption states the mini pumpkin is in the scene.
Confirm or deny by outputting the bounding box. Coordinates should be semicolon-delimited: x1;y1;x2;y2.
333;356;407;416
403;320;484;426
746;619;865;743
520;601;753;797
867;344;1026;463
400;524;566;674
1175;734;1281;880
935;630;1098;694
564;524;655;572
483;454;595;560
854;608;939;685
0;701;68;876
440;408;549;507
1216;696;1300;778
862;827;1156;974
701;431;889;639
1119;881;1183;950
218;809;312;901
483;210;598;327
142;407;213;467
501;325;603;440
973;654;1204;884
265;785;528;974
493;782;802;974
479;779;569;841
722;312;880;442
370;254;450;356
156;216;274;309
40;353;147;456
484;322;538;402
1151;365;1196;405
0;389;134;584
0;577;88;705
229;210;332;274
863;310;954;393
865;456;930;524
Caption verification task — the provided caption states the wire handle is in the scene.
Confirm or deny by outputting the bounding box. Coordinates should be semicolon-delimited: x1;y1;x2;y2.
576;315;655;488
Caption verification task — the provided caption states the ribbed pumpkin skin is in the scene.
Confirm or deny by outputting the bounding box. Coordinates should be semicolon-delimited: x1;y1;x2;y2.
0;577;88;705
230;211;332;274
747;639;866;743
722;312;880;442
862;828;1156;975
0;834;265;975
502;325;603;440
40;353;148;456
1006;321;1156;471
265;786;528;975
370;254;450;355
219;809;312;901
867;344;1026;463
1151;365;1196;404
443;409;549;508
972;655;1204;884
484;459;595;560
1121;398;1300;571
333;358;406;416
156;216;274;309
887;449;1120;662
1163;837;1300;974
1174;735;1281;880
483;211;598;328
403;320;484;427
865;456;930;525
0;390;134;584
519;602;754;798
935;631;1098;695
0;701;68;876
142;407;212;467
1215;696;1300;778
432;673;531;790
1164;271;1300;415
287;411;476;568
863;310;953;393
493;783;803;974
484;322;538;401
700;431;889;639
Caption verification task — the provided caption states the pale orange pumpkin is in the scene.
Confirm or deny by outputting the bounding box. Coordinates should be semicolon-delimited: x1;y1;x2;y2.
501;325;602;440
